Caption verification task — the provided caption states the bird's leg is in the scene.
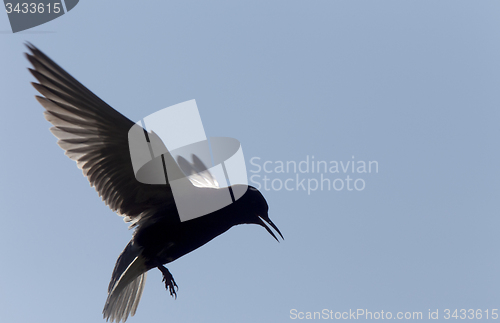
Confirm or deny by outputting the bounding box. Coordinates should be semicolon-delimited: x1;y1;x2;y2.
157;265;178;299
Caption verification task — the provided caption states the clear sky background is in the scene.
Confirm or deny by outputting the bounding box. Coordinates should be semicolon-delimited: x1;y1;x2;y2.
1;1;500;322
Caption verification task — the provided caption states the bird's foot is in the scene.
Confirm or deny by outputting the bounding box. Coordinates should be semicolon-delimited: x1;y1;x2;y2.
158;265;178;299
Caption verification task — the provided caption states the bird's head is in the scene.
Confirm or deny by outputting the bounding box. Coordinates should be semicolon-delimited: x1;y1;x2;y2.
233;185;283;242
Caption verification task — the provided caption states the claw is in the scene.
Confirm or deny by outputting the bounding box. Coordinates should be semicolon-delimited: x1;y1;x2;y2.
162;275;178;298
158;265;179;299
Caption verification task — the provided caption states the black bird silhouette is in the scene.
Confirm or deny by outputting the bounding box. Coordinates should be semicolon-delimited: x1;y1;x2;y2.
25;44;283;322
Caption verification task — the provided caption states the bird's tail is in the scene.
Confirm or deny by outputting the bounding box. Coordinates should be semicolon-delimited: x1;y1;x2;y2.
103;241;148;322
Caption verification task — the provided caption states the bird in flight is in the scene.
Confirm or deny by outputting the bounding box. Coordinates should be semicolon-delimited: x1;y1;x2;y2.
25;44;283;323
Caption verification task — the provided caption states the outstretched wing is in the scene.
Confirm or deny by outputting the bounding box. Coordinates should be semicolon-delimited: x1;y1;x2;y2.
177;154;220;188
26;43;178;227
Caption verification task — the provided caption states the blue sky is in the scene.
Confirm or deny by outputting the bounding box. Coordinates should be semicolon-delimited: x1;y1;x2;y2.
1;1;500;322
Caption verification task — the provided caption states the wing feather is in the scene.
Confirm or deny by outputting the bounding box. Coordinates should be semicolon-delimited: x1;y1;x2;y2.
177;155;219;188
26;43;177;226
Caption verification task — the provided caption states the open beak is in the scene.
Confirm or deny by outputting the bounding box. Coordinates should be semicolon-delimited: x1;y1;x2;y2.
257;216;284;242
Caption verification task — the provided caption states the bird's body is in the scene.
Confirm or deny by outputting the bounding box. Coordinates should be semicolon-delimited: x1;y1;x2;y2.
26;44;282;323
103;189;252;321
135;197;239;266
